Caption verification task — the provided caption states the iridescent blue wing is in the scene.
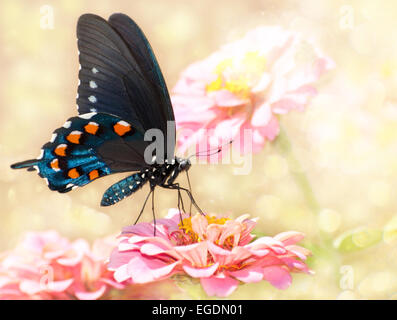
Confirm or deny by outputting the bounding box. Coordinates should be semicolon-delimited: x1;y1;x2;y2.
11;113;148;193
76;13;175;157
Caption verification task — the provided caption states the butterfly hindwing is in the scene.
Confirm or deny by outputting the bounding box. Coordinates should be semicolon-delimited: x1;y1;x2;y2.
12;113;146;193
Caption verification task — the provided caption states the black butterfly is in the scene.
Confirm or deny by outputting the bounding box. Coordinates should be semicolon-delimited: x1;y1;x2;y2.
11;13;202;222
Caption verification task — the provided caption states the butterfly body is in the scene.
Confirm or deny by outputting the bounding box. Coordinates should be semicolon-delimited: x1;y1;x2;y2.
100;157;191;206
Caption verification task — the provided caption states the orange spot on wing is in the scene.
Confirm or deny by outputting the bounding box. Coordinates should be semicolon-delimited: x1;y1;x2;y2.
50;159;60;171
84;122;99;135
113;121;131;136
66;131;82;144
54;144;67;157
68;168;80;179
89;169;99;180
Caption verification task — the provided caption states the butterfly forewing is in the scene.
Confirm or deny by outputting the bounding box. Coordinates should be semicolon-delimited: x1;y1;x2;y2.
108;13;175;130
76;14;145;129
76;13;175;159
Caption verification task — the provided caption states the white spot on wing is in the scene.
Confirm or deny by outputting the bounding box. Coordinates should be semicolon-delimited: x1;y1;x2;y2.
66;183;74;188
90;108;97;112
88;95;97;103
78;112;96;120
118;120;130;127
63;121;71;129
92;67;99;74
89;80;97;89
50;133;57;143
36;150;44;160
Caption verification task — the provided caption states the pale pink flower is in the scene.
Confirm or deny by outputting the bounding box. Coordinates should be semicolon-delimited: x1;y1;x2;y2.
172;26;334;155
108;209;312;297
0;231;122;300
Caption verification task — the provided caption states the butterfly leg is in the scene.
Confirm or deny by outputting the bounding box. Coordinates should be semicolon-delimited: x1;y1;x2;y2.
134;188;152;225
178;185;204;216
186;171;193;216
174;183;188;223
178;184;187;215
151;187;157;236
163;183;204;215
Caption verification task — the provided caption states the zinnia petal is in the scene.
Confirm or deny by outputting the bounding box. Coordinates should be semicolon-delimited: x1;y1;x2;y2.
200;274;239;297
74;284;107;300
228;266;264;283
126;257;179;284
182;262;219;278
262;266;292;290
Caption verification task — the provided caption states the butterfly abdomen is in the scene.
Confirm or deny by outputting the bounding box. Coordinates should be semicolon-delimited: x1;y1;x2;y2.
100;173;148;206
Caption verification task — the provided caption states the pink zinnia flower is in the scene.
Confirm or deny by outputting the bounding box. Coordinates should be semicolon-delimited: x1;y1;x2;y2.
172;26;334;155
108;209;312;297
0;231;122;300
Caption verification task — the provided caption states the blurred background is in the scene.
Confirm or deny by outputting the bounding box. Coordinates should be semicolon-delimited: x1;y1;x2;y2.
2;0;397;299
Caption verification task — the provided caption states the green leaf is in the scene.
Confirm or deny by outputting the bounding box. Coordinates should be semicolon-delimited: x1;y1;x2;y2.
334;227;382;252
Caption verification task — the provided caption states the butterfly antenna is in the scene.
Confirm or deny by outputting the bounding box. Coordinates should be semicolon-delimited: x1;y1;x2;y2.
188;140;233;159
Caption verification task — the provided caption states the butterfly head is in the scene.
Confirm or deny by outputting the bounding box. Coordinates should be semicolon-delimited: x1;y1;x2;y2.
177;157;191;172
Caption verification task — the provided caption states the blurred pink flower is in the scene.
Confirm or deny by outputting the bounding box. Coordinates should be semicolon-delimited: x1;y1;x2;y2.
172;26;334;155
0;231;123;300
108;209;312;297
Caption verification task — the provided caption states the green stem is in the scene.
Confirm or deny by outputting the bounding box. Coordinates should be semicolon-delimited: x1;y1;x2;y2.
275;124;336;250
276;125;341;287
275;125;320;214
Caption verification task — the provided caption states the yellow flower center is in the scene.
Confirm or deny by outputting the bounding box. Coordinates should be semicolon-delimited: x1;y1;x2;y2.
178;215;230;242
206;51;267;100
